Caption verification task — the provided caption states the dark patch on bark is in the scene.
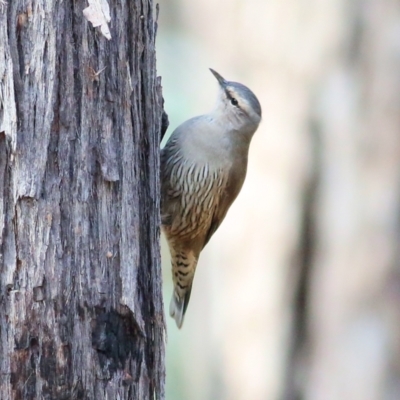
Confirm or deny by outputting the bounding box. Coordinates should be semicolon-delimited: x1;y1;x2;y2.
92;307;143;375
160;109;169;141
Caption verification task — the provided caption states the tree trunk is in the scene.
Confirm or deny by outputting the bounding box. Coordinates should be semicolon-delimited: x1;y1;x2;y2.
0;1;165;399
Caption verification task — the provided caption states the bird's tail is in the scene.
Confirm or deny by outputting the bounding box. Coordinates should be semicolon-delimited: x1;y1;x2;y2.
168;247;197;328
169;286;193;329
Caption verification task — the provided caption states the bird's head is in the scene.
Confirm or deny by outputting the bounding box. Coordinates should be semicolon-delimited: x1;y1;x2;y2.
210;68;262;132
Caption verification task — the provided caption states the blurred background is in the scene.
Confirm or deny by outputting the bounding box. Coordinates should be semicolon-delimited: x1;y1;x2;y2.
157;0;400;399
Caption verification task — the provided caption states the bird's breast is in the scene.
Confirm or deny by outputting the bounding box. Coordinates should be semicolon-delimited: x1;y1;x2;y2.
165;161;227;241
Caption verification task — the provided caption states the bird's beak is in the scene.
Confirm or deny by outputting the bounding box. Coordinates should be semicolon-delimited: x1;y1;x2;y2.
209;68;227;88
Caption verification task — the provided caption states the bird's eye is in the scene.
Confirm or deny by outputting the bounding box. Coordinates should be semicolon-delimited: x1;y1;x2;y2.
231;98;238;106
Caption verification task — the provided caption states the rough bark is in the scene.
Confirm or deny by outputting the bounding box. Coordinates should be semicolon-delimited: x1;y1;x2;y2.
0;1;165;399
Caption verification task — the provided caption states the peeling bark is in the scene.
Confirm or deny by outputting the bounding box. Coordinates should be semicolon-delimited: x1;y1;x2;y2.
0;1;165;399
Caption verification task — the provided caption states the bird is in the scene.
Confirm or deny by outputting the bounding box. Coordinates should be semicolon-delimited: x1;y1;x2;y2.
161;69;262;328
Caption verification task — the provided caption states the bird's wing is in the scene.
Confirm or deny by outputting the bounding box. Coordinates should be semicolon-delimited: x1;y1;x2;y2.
202;164;246;249
202;205;229;249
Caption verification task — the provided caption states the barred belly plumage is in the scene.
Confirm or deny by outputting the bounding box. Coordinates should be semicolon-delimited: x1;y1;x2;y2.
163;154;226;241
